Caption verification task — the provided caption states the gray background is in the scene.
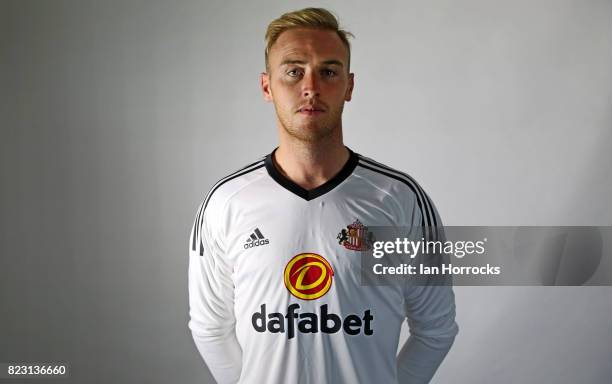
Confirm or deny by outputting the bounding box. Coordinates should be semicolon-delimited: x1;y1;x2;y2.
1;0;611;383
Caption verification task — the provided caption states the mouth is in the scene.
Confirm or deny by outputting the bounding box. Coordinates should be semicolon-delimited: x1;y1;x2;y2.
297;105;326;115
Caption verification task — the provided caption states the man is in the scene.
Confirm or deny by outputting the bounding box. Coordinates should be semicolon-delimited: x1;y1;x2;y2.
189;7;458;384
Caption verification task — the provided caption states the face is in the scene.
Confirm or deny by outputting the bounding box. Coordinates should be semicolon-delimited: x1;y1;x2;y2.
261;28;354;143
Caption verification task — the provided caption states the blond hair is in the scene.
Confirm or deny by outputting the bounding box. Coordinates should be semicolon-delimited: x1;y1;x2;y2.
264;7;354;72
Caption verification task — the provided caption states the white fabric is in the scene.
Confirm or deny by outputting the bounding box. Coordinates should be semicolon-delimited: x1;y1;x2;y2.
188;150;458;384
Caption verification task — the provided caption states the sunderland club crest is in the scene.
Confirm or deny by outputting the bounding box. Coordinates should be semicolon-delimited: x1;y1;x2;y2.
337;219;374;251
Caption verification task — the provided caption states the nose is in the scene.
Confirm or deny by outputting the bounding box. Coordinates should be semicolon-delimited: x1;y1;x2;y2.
302;69;320;98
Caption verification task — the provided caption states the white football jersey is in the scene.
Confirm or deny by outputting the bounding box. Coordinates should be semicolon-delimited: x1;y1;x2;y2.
188;148;458;384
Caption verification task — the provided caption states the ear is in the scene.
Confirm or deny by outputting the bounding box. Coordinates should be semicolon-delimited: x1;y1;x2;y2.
260;72;273;102
344;72;355;102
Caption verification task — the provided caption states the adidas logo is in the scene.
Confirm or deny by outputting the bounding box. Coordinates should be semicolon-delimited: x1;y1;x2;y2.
244;228;270;249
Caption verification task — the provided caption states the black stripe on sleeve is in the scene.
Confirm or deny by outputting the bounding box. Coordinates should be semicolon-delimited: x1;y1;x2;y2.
191;202;204;252
358;156;437;230
198;163;266;255
357;159;439;241
191;159;265;253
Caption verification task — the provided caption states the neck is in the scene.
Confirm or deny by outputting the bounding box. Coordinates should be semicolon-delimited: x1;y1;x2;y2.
273;132;350;191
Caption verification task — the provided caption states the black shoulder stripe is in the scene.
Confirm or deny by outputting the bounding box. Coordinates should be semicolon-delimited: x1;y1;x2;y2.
191;159;265;253
193;161;265;254
356;162;428;232
358;156;438;230
200;158;266;215
357;159;438;241
191;201;205;252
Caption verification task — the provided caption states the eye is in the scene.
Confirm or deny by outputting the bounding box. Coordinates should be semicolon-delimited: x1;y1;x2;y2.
287;69;302;77
322;69;337;78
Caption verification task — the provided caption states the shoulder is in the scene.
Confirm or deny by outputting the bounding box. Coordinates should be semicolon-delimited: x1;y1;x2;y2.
189;156;267;253
192;155;267;228
198;156;267;216
354;153;430;201
353;152;443;230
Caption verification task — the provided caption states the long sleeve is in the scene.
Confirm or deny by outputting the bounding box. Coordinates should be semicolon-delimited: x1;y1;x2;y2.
397;192;458;383
188;202;242;383
397;284;458;383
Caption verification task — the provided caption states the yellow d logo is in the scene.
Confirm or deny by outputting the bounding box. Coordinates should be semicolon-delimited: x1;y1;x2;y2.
284;253;334;300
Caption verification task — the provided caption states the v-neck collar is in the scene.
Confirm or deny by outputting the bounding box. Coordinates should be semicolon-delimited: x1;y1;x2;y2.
264;147;359;201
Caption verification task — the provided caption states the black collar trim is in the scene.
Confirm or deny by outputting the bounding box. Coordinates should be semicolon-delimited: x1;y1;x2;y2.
264;147;359;201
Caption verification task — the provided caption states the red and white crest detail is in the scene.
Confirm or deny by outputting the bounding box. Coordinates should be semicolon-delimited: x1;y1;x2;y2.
337;219;374;251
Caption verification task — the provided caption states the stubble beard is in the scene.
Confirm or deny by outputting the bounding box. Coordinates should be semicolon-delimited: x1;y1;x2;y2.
275;103;344;144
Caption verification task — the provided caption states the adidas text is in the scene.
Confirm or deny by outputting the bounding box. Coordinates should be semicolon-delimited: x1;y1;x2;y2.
244;238;270;249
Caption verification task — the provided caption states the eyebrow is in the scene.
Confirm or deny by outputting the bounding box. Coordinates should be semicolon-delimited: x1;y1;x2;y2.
280;59;344;67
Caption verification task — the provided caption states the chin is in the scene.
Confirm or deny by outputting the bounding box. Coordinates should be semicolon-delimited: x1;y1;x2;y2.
292;126;336;143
